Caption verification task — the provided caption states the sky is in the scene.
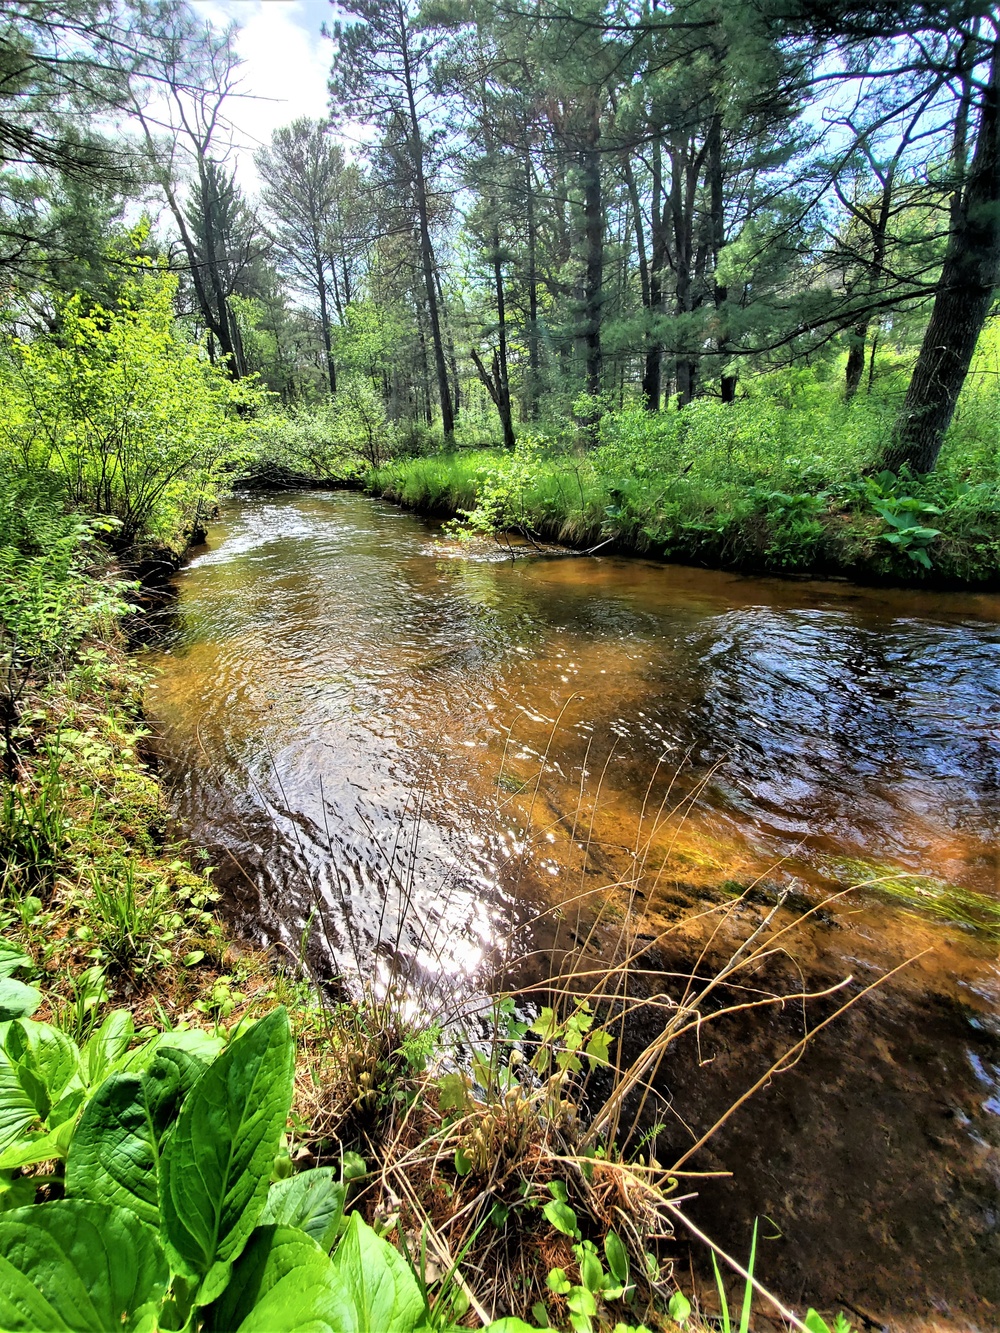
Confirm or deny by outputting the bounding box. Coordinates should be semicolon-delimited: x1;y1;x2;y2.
190;0;335;189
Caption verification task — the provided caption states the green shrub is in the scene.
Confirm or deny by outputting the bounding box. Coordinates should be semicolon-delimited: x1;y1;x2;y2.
1;269;258;544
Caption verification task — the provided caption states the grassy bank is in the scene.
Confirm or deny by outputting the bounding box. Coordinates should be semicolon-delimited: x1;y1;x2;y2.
245;350;1000;586
366;409;1000;587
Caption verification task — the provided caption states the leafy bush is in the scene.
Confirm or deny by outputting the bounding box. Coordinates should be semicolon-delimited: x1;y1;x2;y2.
0;270;259;544
249;384;401;483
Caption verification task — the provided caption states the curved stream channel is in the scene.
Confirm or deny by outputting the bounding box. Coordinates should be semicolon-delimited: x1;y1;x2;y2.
145;490;1000;1329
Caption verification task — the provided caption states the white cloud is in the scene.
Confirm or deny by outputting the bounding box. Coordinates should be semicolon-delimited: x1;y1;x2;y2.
191;0;334;192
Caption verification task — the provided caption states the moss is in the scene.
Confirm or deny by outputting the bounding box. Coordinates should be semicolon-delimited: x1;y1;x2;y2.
830;858;1000;939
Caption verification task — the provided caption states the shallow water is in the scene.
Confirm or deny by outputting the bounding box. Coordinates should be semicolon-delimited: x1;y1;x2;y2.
145;490;1000;1327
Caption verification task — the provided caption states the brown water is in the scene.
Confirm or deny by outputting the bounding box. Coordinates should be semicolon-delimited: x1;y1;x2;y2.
145;490;1000;1328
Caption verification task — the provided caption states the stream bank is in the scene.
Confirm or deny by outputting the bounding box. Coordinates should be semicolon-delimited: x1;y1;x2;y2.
363;448;1000;590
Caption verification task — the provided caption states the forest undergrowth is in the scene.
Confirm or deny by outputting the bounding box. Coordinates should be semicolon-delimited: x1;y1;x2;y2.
248;346;1000;587
366;362;1000;587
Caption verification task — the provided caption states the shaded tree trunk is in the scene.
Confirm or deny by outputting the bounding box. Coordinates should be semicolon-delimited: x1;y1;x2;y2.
844;322;868;399
886;43;1000;473
316;255;337;395
642;135;666;411
524;151;541;419
401;28;454;441
580;116;604;410
707;112;737;404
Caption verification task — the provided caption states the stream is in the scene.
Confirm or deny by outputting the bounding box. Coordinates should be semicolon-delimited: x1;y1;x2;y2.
144;489;1000;1329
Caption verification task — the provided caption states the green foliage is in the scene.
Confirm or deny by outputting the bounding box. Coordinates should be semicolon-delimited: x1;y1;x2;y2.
804;1310;855;1333
372;355;1000;585
158;1008;296;1300
248;387;402;484
528;1001;613;1078
709;1220;757;1333
0;470;133;774
0;269;260;544
259;1168;346;1251
0;1002;439;1333
542;1229;640;1333
0;1199;169;1332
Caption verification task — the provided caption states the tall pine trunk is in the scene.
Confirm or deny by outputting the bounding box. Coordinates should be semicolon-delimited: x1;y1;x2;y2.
316;254;337;396
885;42;1000;473
524;151;541;419
401;24;454;442
642;135;666;411
580;112;604;411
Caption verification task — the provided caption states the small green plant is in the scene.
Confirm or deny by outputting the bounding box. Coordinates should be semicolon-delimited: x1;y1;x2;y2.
804;1312;856;1333
528;1000;613;1077
85;859;174;975
0;746;65;892
871;495;942;568
709;1218;758;1333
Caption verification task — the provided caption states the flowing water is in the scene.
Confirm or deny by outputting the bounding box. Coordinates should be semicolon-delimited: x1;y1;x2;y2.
145;490;1000;1329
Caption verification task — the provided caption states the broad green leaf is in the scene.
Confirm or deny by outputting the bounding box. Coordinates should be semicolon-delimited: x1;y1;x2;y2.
0;979;41;1022
81;1010;133;1085
113;1027;223;1077
261;1168;346;1252
159;1007;295;1301
542;1199;579;1238
0;949;31;980
3;1021;83;1124
484;1322;538;1332
0;1199;168;1331
326;1212;428;1333
0;1118;75;1171
67;1047;204;1225
803;1313;831;1333
578;1245;603;1293
0;1170;36;1213
668;1289;692;1323
204;1225;341;1332
604;1230;628;1286
0;1050;37;1155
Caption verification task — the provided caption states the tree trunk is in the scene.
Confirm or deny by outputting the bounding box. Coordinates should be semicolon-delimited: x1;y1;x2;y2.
401;18;454;441
471;349;515;450
493;223;515;448
670;139;697;406
580;115;604;415
845;322;868;399
642;135;666;411
707;111;737;404
524;151;541;419
316;254;337;395
886;43;1000;473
